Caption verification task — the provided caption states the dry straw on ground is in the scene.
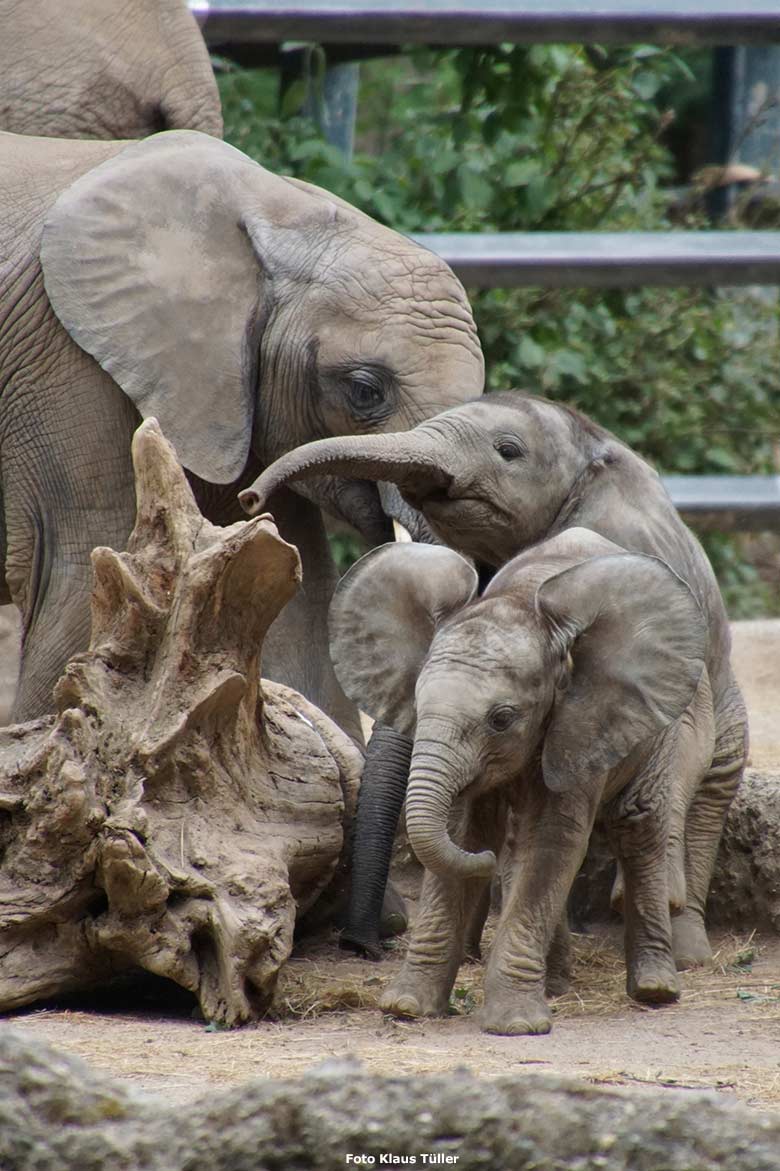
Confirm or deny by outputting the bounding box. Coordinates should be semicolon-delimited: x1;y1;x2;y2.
271;927;780;1025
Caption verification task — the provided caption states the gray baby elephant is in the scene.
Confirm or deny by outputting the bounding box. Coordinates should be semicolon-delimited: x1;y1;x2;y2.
329;528;711;1035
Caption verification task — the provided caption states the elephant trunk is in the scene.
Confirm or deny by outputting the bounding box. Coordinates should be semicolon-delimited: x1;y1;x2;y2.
238;431;453;518
341;724;413;959
405;735;496;880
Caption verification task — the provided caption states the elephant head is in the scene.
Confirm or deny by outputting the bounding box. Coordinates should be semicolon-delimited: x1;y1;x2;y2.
40;131;484;541
0;0;222;139
329;529;707;879
238;391;616;561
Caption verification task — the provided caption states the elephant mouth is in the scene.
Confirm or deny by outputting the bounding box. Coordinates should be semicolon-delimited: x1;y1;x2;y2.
305;475;396;545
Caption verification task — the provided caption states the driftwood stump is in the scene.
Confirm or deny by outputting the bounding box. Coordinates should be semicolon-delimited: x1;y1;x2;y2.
0;420;361;1024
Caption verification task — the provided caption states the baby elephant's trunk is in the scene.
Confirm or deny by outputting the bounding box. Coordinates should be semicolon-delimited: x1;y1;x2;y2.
405;735;496;880
238;431;451;516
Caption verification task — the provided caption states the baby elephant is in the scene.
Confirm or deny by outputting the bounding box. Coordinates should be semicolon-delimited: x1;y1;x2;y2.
329;527;713;1035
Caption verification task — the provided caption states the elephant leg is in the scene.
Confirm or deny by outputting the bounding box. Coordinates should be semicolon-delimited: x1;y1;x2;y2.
611;675;715;922
3;360;138;721
673;674;747;970
610;805;679;1006
380;794;503;1019
340;723;413;959
261;486;364;744
463;884;491;962
482;784;597;1036
0;480;10;605
545;913;572;998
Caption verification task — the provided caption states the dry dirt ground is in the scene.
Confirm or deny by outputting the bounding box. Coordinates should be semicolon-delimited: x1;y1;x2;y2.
1;607;779;1110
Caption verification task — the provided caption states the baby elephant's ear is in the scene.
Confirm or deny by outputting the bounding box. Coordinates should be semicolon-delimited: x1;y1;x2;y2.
329;544;479;736
537;553;707;794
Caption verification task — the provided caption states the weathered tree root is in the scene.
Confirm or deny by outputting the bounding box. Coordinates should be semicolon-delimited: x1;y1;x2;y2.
0;1031;778;1171
0;420;361;1024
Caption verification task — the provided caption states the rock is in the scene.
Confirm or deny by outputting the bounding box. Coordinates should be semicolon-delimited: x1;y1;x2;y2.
708;769;780;931
0;1030;778;1170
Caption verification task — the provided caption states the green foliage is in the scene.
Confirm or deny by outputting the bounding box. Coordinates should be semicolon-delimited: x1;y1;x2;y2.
328;530;368;576
218;46;780;614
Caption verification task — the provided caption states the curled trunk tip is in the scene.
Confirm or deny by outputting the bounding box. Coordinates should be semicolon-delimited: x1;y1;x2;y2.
237;431;452;518
239;487;263;516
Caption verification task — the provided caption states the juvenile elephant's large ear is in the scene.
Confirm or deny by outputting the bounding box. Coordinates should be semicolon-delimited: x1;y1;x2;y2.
329;544;478;736
41;132;332;484
537;554;707;793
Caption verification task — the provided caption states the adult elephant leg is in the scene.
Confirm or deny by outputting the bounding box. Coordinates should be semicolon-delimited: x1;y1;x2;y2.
341;723;413;959
483;783;597;1036
673;673;747;970
3;358;138;721
261;486;364;745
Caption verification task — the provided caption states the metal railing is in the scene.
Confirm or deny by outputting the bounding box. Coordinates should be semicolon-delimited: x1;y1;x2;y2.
197;1;780;530
198;2;780;49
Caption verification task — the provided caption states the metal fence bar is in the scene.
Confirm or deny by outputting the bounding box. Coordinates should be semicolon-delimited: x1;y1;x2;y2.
199;1;780;48
663;476;780;531
409;231;780;288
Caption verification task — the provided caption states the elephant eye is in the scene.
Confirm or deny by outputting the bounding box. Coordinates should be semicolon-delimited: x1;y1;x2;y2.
487;704;519;732
346;367;391;412
494;436;526;461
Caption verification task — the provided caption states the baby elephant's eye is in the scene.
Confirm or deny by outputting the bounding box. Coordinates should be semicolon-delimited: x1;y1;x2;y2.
494;437;525;461
487;704;519;732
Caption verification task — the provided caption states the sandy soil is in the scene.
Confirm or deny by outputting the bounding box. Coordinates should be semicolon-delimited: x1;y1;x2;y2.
8;929;780;1109
0;608;778;1110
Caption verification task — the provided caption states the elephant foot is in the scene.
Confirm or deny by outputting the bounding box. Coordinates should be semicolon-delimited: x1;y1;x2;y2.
339;931;384;962
379;971;450;1019
672;909;712;970
482;988;552;1036
627;953;680;1004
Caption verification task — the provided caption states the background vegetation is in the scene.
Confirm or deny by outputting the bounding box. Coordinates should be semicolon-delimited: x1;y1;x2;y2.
217;46;780;614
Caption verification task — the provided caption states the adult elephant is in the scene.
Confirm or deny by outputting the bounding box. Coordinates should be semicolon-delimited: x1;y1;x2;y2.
0;0;222;139
0;130;484;733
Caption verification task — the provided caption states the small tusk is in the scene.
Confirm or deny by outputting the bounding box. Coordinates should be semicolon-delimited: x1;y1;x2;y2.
392;520;413;543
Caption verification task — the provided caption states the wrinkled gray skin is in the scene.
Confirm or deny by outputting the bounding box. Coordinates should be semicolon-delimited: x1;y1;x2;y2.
0;131;483;730
0;0;222;140
240;391;749;965
329;530;718;1034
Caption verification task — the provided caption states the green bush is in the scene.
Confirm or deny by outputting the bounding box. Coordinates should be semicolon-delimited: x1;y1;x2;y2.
218;46;780;612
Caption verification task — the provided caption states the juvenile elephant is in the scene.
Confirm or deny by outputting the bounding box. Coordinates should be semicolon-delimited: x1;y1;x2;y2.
328;530;711;1034
240;391;748;959
0;0;222;139
0;130;483;729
